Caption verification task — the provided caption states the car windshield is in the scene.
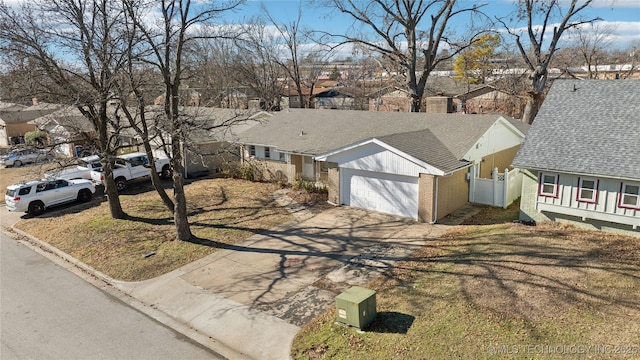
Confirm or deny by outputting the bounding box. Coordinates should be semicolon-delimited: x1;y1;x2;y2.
6;188;16;197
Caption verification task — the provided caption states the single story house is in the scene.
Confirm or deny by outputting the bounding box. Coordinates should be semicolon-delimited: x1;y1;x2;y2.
512;79;640;236
238;109;528;222
454;83;527;119
147;106;268;177
0;101;61;148
313;88;355;110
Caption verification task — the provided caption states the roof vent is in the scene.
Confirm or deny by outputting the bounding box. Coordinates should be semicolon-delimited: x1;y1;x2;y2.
299;130;305;136
572;84;577;92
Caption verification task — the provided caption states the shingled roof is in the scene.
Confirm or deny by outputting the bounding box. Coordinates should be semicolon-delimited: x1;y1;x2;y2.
238;109;527;172
512;79;640;180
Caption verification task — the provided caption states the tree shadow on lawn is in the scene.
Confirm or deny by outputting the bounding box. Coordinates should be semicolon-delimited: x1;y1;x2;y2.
383;224;640;341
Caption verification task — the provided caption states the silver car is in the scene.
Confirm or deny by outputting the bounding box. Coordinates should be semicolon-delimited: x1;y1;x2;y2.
0;148;53;167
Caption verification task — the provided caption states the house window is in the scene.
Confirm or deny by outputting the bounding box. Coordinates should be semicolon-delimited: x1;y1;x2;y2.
279;152;286;162
249;145;255;157
538;173;559;197
618;182;640;210
576;177;598;203
265;147;270;159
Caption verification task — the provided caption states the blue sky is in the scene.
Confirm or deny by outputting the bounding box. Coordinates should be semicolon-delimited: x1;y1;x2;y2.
226;0;640;57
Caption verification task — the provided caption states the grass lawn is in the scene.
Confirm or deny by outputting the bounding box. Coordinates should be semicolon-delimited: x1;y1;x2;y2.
292;205;640;359
13;178;293;281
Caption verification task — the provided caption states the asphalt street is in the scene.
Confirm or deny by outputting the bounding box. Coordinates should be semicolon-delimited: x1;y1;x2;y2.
0;232;222;360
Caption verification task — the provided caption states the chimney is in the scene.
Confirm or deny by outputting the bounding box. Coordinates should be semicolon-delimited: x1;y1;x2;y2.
32;97;39;106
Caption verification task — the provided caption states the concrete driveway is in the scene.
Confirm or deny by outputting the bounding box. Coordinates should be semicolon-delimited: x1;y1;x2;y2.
183;207;448;324
113;206;449;359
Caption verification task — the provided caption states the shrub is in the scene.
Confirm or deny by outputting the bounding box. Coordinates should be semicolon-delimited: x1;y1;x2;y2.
292;176;327;194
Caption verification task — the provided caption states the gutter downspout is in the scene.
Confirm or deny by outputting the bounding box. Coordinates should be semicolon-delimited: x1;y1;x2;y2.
431;176;439;224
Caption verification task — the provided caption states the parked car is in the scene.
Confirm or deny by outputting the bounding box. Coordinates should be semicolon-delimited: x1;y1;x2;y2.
5;178;96;216
45;155;102;180
90;152;171;191
0;148;53;167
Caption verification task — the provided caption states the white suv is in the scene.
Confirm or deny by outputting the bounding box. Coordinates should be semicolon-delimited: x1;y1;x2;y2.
5;178;96;216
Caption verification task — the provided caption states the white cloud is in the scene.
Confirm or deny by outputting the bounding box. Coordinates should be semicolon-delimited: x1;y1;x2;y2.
587;0;640;8
500;20;640;48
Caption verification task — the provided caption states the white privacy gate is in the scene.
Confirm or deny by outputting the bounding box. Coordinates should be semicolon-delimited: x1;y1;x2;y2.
469;167;522;208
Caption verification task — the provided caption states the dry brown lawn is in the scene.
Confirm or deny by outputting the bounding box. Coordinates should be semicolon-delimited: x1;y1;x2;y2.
292;207;640;359
13;178;294;281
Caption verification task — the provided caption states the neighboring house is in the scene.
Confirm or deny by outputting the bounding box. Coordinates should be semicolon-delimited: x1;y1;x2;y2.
31;105;144;157
148;106;268;178
369;88;412;112
454;83;527;118
281;86;312;109
313;87;369;111
0;100;61;148
512;79;640;236
313;88;356;110
238;109;528;222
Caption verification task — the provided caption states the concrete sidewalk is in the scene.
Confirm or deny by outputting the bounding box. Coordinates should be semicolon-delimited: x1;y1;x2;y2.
2;190;468;360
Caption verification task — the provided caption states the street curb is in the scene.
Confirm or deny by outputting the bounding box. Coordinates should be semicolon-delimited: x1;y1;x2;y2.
6;226;251;360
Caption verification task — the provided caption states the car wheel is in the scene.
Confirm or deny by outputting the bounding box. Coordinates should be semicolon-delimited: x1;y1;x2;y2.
28;201;45;216
77;189;92;203
161;165;172;179
13;160;22;167
115;177;127;191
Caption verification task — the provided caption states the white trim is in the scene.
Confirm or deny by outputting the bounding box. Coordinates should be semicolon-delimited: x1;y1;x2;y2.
539;172;559;197
576;177;598;203
315;138;446;176
619;182;640;210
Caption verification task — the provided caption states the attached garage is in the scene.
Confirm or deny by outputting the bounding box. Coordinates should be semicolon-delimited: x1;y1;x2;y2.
342;169;419;219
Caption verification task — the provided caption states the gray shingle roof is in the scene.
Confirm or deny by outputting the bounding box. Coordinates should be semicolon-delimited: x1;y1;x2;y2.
239;109;527;171
512;79;640;180
377;130;469;173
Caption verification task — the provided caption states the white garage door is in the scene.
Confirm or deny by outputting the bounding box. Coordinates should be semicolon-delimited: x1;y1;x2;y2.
342;169;419;219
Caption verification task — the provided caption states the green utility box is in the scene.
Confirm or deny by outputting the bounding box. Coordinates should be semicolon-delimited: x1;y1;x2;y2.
335;286;376;330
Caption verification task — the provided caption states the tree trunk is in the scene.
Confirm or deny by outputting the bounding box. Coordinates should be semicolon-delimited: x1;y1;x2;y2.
522;92;543;124
142;143;174;213
171;139;192;241
411;96;422;112
102;162;125;219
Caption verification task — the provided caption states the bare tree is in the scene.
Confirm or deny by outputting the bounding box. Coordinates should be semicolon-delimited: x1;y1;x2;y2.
572;22;615;78
264;5;325;109
123;0;242;241
608;41;640;79
325;0;487;112
0;0;132;218
233;21;286;111
497;0;598;124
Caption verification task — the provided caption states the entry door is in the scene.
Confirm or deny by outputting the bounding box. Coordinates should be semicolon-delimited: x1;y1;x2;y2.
302;156;314;180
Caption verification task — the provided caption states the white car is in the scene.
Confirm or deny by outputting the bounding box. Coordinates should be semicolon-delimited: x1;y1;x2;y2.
5;178;96;216
45;155;102;180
